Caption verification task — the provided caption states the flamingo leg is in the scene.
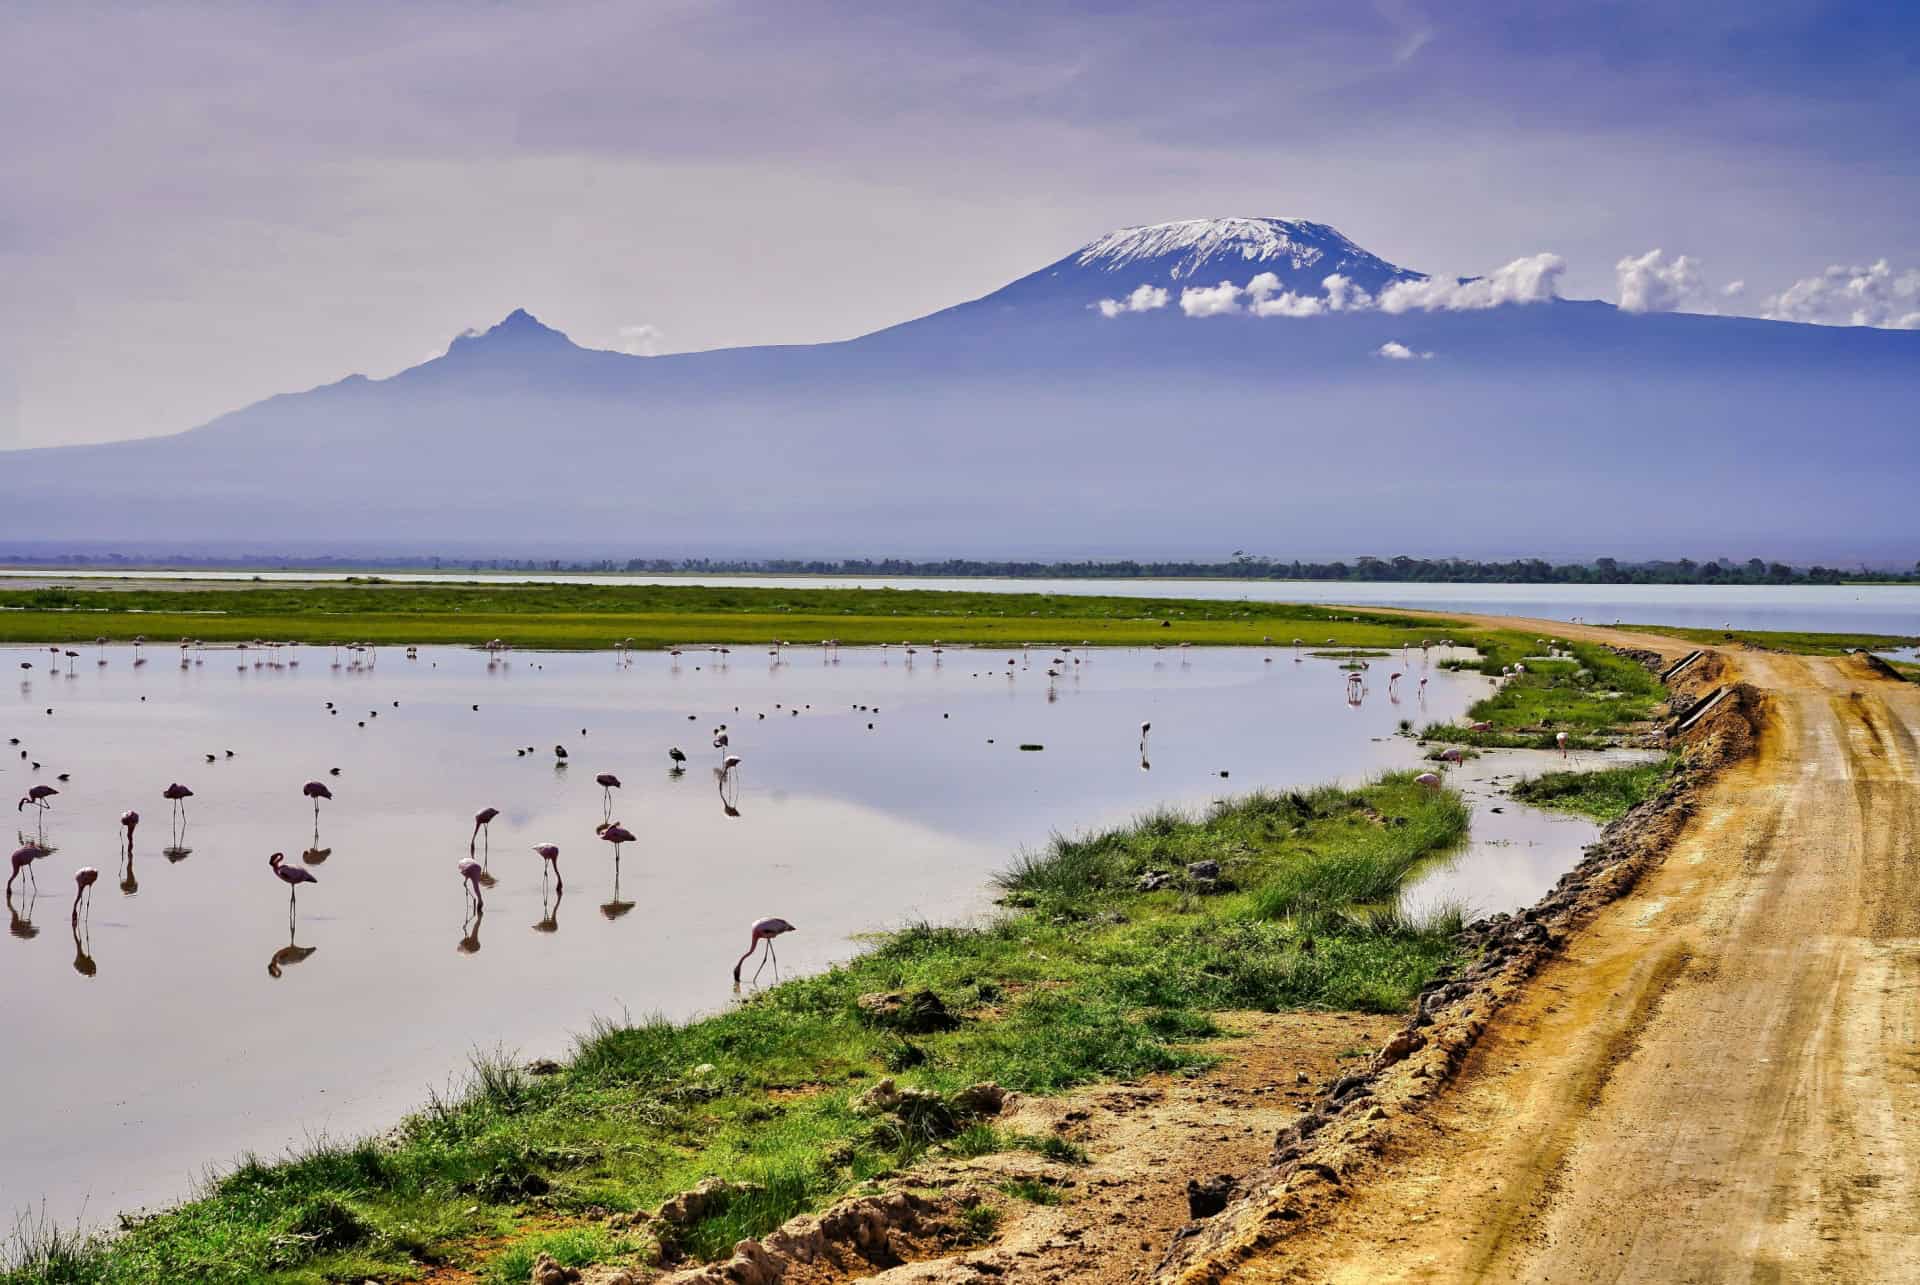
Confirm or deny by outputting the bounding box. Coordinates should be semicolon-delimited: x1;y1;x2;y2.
752;939;771;983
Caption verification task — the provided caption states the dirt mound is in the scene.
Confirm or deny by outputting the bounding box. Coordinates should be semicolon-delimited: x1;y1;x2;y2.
1842;648;1906;682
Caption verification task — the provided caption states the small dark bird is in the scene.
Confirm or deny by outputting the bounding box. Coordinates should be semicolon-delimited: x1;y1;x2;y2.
554;745;569;760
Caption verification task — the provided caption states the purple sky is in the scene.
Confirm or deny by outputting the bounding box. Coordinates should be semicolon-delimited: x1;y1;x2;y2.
3;0;1916;447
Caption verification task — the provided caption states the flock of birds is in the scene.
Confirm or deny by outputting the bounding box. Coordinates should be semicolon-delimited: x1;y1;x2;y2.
8;629;1530;982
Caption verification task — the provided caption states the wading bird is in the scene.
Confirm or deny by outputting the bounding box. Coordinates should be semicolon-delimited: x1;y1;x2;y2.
8;844;48;893
532;842;563;891
18;784;58;814
471;806;500;856
1415;772;1443;790
596;772;621;816
668;746;687;772
599;822;635;860
1139;722;1151;753
72;866;98;920
732;916;796;984
457;857;487;908
268;852;316;914
163;782;194;822
1556;730;1569;758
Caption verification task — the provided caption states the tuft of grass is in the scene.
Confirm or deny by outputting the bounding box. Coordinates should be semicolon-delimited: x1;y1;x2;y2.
998;1178;1065;1206
956;1202;1001;1245
1511;754;1679;821
484;1228;635;1285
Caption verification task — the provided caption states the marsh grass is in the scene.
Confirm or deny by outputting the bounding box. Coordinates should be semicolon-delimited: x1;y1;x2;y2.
1511;754;1679;821
3;773;1469;1285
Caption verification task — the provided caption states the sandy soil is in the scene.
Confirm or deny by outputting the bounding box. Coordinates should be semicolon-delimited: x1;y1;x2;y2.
1204;642;1920;1283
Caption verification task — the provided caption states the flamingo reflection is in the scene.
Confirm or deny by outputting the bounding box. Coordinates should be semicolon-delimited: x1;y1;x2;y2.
7;886;38;940
459;901;485;954
600;853;635;921
267;923;318;978
534;881;563;934
70;900;96;977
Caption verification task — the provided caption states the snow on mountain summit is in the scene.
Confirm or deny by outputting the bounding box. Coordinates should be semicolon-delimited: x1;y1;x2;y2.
981;217;1424;309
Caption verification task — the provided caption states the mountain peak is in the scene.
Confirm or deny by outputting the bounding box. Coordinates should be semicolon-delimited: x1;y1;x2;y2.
982;216;1424;310
448;308;576;354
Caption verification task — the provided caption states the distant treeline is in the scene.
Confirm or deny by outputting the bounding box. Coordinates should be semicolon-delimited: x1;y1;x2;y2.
6;551;1919;585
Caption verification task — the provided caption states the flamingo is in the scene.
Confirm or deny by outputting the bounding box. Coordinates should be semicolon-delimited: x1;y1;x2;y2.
471;806;500;855
1437;747;1465;764
1556;731;1569;758
533;842;563;891
457;857;487;908
8;845;48;893
18;784;57;815
269;852;316;913
119;810;139;850
733;916;796;984
596;772;621;815
163;782;194;823
1415;772;1443;790
1139;722;1152;753
303;779;332;821
599;822;635;866
72;866;98;919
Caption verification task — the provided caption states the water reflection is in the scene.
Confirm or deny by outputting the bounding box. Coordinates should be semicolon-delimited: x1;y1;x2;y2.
267;925;317;978
459;902;485;954
600;853;636;921
70;907;96;977
8;886;39;939
534;882;563;934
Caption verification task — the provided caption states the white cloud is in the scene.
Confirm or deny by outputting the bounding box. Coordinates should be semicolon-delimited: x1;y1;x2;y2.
1722;280;1745;297
1245;271;1324;317
1378;253;1565;313
1615;248;1713;314
611;323;667;355
1762;259;1920;330
1179;280;1245;317
1321;274;1373;311
1094;283;1170;317
1375;341;1432;359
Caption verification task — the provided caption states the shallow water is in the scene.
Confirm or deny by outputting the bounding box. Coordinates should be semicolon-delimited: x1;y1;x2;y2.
2;642;1598;1226
6;570;1919;635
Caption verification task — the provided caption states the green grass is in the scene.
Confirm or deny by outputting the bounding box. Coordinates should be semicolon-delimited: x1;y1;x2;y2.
1626;625;1920;656
1510;754;1681;822
1;774;1469;1285
0;582;1467;652
1420;633;1666;749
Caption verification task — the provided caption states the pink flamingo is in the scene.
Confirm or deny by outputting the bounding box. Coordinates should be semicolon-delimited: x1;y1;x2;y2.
303;780;333;821
599;822;635;859
733;916;796;984
1414;772;1443;790
532;842;563;891
471;806;500;855
120;809;139;851
72;866;98;919
1556;731;1569;758
17;784;57;814
8;844;48;893
595;772;621;816
268;851;317;910
457;857;487;908
1437;747;1464;764
162;782;194;822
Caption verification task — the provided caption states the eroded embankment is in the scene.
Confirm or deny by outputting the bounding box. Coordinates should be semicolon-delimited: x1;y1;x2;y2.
1149;650;1758;1284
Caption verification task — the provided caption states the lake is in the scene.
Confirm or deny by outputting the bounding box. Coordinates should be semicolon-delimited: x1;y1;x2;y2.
3;641;1610;1228
3;571;1918;636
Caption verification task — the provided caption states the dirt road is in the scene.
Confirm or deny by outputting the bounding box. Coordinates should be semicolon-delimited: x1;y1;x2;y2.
1218;645;1920;1283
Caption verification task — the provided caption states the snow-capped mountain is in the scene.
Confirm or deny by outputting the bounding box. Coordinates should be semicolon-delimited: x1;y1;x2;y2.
973;217;1424;312
2;219;1916;561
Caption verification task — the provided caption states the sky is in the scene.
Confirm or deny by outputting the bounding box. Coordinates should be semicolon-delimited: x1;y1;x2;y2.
3;0;1917;448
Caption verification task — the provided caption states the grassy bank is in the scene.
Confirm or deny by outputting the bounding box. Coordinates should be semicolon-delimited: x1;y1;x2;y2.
0;583;1464;652
1420;633;1666;750
1510;754;1681;821
3;775;1468;1285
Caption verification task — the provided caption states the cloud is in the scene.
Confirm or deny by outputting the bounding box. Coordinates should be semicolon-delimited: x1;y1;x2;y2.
1378;253;1565;312
1722;280;1746;297
1246;271;1324;317
1615;248;1712;314
1321;274;1373;311
1179;280;1245;317
611;323;667;355
1094;283;1170;317
1762;260;1920;329
1376;341;1433;359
